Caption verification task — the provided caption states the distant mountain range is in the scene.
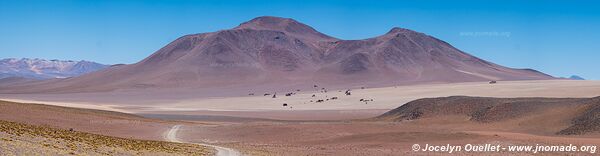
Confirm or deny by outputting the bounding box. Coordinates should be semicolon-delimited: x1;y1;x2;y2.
0;16;554;93
569;75;585;80
0;58;109;80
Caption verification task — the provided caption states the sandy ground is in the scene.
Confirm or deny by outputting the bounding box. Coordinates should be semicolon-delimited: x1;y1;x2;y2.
178;118;600;156
150;80;600;112
2;80;600;155
1;80;600;120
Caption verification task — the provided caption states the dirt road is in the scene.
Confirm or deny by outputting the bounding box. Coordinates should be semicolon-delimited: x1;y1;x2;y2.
165;125;241;156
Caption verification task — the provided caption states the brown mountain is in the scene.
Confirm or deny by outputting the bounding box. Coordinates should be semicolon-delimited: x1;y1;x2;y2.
376;96;600;135
0;16;553;93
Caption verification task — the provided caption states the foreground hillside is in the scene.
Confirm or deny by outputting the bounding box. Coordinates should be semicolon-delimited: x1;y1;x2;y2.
0;100;173;140
0;100;214;155
0;120;212;156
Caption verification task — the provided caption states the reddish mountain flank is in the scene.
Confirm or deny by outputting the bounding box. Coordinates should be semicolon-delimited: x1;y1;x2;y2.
0;16;553;93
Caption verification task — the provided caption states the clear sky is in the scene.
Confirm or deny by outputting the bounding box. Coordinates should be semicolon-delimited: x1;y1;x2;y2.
1;0;599;79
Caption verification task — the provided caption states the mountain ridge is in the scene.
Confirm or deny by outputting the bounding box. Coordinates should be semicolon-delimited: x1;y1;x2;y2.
0;16;554;93
0;58;109;80
569;75;585;80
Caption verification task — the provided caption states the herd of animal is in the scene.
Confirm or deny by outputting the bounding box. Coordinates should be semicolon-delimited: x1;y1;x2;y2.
246;81;500;108
247;85;375;108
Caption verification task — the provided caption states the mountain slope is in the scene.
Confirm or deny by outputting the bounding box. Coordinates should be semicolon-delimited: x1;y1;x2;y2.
376;96;600;135
0;16;553;93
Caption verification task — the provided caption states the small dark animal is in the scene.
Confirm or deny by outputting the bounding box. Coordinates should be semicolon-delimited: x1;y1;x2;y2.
361;99;374;104
264;93;271;96
489;81;497;84
312;94;316;97
331;97;338;100
283;103;288;106
316;99;324;103
285;93;293;96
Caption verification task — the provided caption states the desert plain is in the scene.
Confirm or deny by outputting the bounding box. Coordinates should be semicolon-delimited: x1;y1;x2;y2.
2;79;600;155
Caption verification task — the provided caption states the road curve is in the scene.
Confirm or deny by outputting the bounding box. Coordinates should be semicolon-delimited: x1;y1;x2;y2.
165;125;241;156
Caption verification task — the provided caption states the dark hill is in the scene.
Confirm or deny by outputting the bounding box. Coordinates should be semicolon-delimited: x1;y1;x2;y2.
377;96;600;135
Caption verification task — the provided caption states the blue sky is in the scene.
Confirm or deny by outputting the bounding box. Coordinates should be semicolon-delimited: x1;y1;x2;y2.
0;0;599;79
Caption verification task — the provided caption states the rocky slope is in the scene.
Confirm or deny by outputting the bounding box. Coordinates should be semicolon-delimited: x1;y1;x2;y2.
377;96;600;135
0;16;553;93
